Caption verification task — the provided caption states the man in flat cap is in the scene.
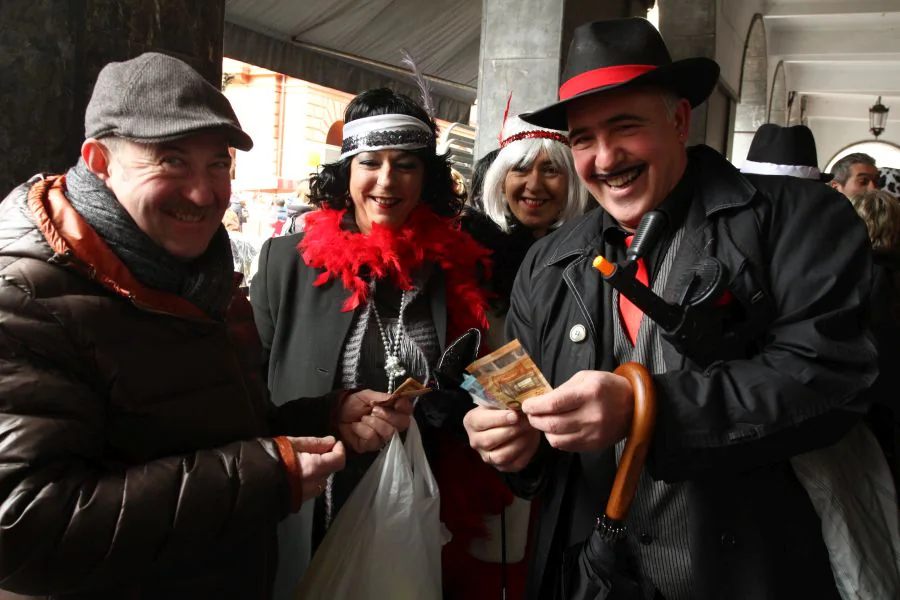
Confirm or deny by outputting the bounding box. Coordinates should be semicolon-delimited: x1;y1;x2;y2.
0;53;412;599
465;18;896;599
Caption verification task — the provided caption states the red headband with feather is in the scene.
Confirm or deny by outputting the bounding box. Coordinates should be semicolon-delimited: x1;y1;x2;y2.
498;92;568;148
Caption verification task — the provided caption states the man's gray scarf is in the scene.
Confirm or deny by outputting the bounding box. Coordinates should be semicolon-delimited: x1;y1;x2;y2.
64;159;234;319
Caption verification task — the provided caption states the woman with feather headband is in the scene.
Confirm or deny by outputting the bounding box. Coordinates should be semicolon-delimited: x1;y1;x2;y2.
251;87;517;599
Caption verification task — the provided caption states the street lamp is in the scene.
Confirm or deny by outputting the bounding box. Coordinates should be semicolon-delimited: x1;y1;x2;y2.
869;96;889;139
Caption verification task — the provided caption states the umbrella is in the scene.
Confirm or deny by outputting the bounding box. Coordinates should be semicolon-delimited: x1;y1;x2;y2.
591;210;729;369
555;362;658;600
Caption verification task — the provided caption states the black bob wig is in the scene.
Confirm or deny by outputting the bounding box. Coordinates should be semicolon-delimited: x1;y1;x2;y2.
308;88;464;218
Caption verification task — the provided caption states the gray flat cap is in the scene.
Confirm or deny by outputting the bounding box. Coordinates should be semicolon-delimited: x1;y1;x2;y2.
85;52;253;151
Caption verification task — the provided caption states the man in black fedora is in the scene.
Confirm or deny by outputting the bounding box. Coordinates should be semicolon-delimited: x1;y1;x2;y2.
464;17;884;599
740;123;833;182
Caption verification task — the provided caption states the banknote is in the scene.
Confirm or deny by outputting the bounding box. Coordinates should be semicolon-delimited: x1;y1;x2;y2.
390;377;430;398
461;373;506;410
465;339;552;410
373;377;431;404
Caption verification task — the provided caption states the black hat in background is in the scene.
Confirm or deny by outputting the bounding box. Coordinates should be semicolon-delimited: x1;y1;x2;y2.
85;52;253;151
521;18;721;130
740;124;831;182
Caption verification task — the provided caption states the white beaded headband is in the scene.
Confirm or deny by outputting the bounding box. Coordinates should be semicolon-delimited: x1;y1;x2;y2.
340;114;434;160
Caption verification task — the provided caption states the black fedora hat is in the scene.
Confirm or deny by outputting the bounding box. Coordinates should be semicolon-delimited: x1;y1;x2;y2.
740;124;832;182
521;18;720;130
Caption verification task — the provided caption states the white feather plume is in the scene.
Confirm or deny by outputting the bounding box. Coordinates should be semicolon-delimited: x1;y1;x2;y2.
399;48;436;118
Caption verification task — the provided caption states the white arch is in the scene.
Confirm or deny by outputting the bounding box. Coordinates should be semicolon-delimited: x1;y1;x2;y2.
825;141;900;172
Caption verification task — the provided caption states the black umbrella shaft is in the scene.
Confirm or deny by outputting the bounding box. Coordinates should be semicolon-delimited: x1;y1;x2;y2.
598;262;683;331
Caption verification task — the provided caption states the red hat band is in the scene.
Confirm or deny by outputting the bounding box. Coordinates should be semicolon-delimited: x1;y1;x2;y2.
559;64;658;101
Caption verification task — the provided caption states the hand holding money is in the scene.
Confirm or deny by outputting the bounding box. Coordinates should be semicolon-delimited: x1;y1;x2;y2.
463;407;542;473
337;388;415;453
522;369;634;453
462;340;552;411
381;377;432;404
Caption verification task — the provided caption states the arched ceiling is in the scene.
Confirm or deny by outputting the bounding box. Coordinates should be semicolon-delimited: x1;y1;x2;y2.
224;0;900;140
764;0;900;133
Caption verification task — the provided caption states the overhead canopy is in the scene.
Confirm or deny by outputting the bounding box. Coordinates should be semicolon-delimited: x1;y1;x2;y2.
223;0;480;123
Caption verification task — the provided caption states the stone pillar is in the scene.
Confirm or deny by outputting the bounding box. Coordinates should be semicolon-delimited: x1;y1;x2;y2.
474;0;645;158
730;17;768;167
658;0;719;149
0;0;226;195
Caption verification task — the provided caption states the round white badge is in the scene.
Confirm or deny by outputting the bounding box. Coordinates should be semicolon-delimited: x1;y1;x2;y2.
569;324;587;343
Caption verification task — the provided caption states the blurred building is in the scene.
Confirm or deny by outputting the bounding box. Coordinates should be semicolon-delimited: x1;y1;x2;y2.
222;58;474;196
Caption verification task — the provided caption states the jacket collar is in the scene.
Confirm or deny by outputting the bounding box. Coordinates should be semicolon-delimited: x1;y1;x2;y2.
27;175;213;320
689;145;757;217
545;207;606;266
545;145;756;267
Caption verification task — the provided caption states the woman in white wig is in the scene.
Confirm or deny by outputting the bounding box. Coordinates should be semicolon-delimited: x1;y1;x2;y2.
469;114;589;349
481;115;589;237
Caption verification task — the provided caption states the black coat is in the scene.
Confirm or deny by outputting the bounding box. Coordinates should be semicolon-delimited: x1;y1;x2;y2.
251;232;450;404
864;250;900;482
507;146;877;599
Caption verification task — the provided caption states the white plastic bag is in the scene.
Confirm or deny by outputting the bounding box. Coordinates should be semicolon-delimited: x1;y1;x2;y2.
295;419;442;599
791;422;900;599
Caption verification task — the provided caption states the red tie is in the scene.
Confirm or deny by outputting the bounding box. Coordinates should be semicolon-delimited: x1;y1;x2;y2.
619;235;648;345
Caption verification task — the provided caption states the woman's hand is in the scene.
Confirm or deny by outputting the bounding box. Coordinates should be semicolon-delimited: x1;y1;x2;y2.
337;389;415;453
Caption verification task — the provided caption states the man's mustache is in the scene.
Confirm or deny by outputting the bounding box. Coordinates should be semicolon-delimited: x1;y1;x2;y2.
592;163;647;181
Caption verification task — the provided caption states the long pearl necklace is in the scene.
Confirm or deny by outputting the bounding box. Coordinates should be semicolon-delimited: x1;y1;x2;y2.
371;289;411;393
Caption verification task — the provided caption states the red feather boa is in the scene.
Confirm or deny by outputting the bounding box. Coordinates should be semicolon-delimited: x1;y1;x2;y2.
298;205;493;341
300;206;528;597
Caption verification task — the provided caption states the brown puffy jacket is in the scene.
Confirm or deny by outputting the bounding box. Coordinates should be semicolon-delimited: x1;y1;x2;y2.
0;175;334;599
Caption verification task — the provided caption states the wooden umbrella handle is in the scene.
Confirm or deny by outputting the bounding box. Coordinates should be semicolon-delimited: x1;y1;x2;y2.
604;362;657;521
